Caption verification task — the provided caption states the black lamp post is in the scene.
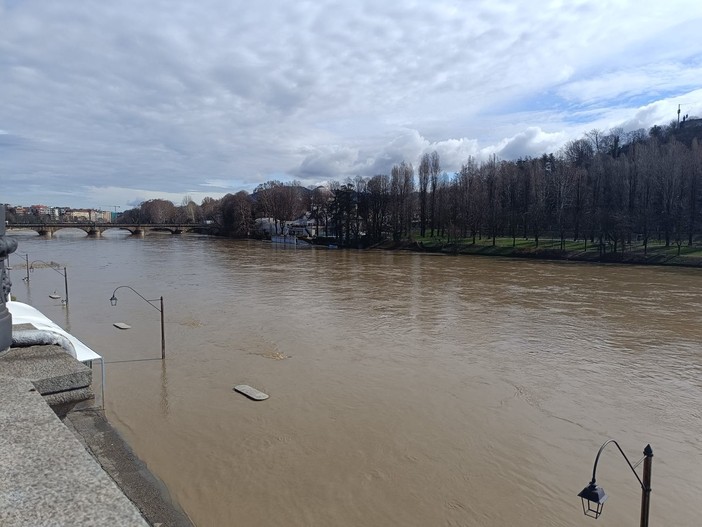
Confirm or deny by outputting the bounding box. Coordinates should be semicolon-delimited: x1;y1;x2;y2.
29;260;69;305
578;440;653;527
22;253;29;283
109;285;165;360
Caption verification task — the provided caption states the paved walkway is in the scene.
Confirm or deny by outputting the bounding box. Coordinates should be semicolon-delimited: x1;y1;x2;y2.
1;341;193;526
0;375;149;526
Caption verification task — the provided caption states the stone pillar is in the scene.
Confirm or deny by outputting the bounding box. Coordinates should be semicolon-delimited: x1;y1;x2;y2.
1;207;18;354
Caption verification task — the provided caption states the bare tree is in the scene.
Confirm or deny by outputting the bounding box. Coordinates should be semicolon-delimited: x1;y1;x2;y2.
586;129;605;155
499;161;520;247
253;181;303;234
390;162;414;240
254;180;283;233
528;159;547;247
221;191;253;236
310;186;333;237
367;175;390;241
402;163;415;238
686;138;701;245
658;139;685;247
418;153;430;237
181;195;199;223
456;158;477;238
200;197;221;224
550;157;576;250
483;155;499;246
429;151;441;237
140;199;176;223
634;139;659;254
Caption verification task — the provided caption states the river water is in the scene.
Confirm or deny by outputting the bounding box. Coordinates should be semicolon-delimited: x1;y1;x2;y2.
7;230;702;526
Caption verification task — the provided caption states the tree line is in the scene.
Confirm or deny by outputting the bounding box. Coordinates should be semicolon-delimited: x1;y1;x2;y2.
114;121;702;252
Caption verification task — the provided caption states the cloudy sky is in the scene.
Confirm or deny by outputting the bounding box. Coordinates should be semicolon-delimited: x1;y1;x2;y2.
2;0;702;209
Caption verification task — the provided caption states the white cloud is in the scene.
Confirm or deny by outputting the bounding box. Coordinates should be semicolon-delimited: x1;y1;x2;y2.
493;127;566;160
2;0;702;207
558;63;702;105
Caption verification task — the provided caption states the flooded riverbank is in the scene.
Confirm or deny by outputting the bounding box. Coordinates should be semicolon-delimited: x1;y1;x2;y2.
8;231;702;526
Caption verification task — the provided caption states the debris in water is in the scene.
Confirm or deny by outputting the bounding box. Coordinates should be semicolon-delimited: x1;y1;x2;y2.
234;385;269;401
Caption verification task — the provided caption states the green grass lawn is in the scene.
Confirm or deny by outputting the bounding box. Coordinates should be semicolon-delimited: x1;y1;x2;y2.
413;234;702;261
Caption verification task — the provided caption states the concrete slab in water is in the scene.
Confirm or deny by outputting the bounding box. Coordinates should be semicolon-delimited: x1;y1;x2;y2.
234;384;269;400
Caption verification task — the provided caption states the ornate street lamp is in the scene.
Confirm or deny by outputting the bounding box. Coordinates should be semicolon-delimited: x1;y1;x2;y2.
29;260;69;305
578;440;653;527
109;285;165;360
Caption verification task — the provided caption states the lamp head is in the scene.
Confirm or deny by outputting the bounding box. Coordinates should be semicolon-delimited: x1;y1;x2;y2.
578;482;607;519
109;294;118;306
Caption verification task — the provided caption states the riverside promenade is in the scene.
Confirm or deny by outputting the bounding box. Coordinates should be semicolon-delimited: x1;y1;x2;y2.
1;210;191;526
0;335;193;526
0;373;150;526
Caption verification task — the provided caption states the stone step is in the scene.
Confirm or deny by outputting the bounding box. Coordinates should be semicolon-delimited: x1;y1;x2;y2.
0;344;93;415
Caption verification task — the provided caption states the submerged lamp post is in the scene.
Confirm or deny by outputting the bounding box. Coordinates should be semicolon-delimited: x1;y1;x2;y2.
578;440;653;527
23;253;29;283
109;286;165;360
29;260;69;305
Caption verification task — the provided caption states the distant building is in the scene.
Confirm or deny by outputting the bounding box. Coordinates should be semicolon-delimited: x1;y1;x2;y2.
49;207;69;220
254;217;276;236
286;213;318;237
94;210;112;222
65;209;91;222
681;117;702;129
30;204;50;217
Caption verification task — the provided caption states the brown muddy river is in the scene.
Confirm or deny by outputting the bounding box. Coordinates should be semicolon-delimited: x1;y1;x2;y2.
8;231;702;526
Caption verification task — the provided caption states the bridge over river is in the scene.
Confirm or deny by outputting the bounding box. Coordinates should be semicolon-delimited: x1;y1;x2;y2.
6;222;218;237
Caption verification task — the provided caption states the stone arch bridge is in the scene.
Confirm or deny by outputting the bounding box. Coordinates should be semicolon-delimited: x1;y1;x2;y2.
5;222;218;237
